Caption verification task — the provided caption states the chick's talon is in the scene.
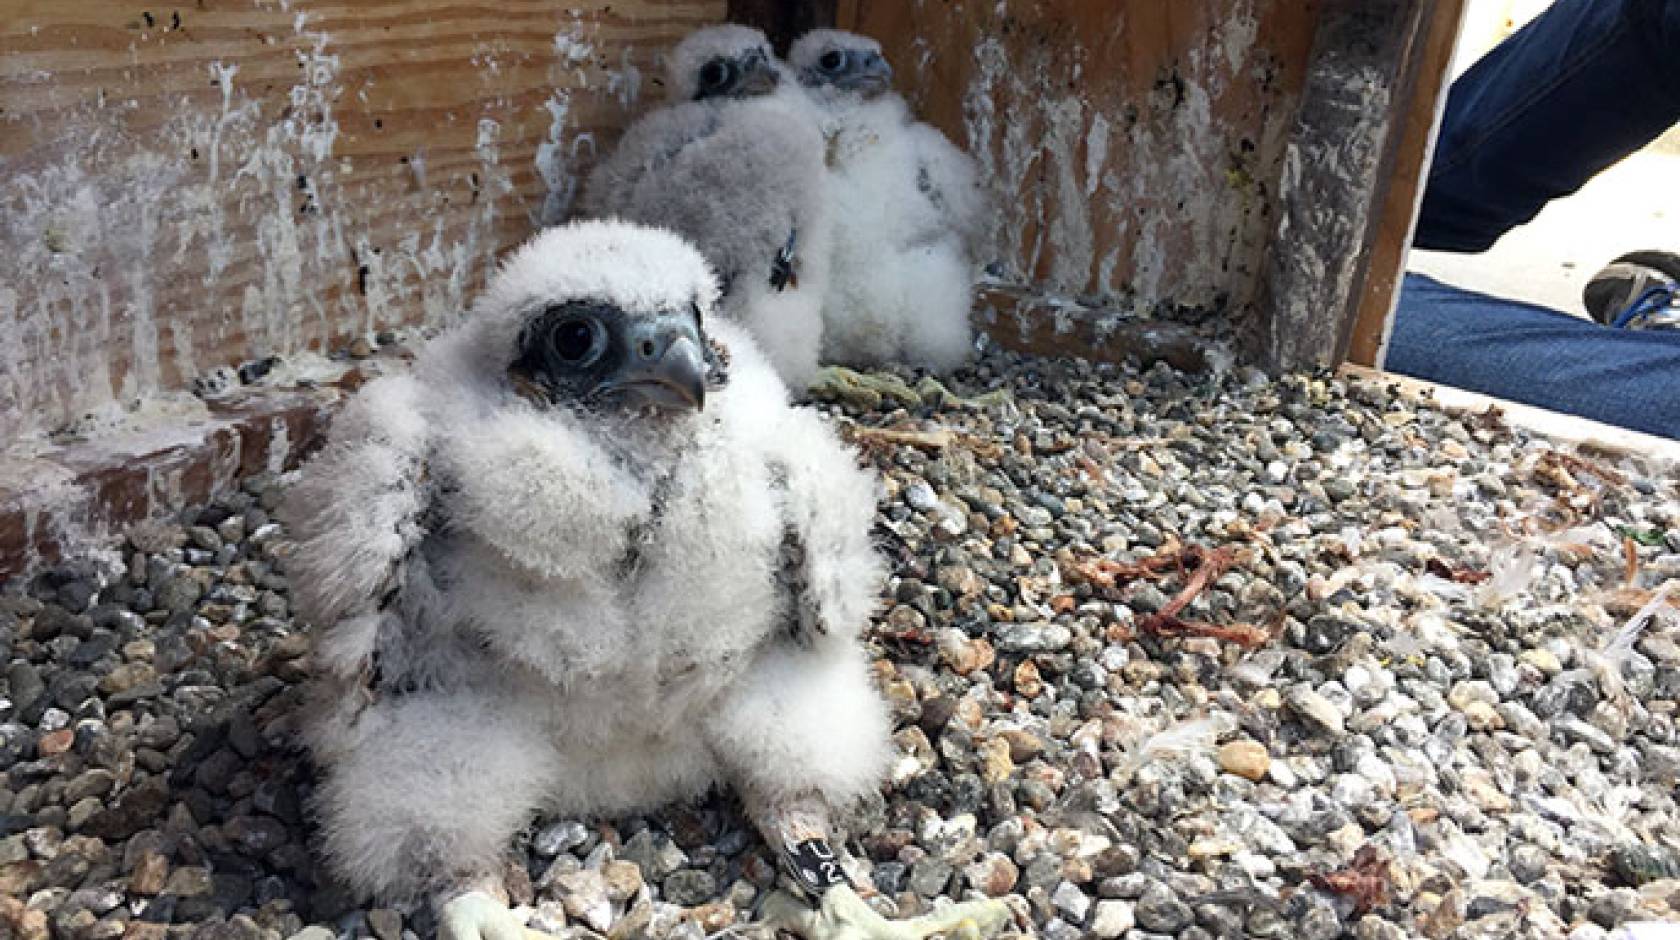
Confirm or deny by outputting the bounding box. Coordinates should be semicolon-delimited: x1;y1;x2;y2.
438;890;551;940
806;366;923;410
763;885;1015;940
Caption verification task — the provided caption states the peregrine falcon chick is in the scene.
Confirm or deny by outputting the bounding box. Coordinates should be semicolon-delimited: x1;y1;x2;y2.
789;29;987;373
580;25;832;390
283;220;1011;940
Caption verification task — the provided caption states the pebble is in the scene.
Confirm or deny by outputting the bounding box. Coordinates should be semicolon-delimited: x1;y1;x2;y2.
1217;740;1270;781
661;870;715;907
1462;700;1505;732
994;622;1071;653
908;857;954;897
964;852;1018;897
1135;882;1193;933
533;820;589;857
602;860;643;902
1285;687;1345;736
129;851;168;895
621;830;686;882
1089;899;1135;938
1051;881;1092;924
365;909;401;940
553;869;613;933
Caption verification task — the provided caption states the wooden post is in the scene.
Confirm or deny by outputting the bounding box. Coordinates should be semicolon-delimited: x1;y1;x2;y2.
1247;0;1444;373
727;0;836;55
1346;0;1468;366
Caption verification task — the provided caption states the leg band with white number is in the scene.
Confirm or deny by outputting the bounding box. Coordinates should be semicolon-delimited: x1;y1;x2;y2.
782;838;852;898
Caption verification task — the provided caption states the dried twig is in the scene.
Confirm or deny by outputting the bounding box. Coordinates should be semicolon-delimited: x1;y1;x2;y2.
1067;553;1180;589
1070;543;1272;647
1545;450;1627;487
1623;536;1641;587
1139;616;1275;648
1424;556;1491;585
845;423;955;452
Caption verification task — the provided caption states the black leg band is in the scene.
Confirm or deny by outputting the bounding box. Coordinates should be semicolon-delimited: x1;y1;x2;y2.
782;837;851;898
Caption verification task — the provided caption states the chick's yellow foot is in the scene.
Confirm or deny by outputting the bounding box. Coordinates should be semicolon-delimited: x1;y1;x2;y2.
763;885;1015;940
806;366;923;411
438;890;553;940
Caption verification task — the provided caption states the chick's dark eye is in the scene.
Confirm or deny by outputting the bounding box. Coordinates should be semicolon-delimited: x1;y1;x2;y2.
551;318;602;364
819;50;845;71
699;59;733;90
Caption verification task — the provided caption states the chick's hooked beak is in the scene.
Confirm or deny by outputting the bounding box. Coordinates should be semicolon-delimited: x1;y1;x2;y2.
736;47;780;96
603;315;707;412
843;52;893;97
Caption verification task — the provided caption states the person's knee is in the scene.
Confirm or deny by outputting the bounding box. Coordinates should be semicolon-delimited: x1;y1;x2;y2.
1632;0;1680;53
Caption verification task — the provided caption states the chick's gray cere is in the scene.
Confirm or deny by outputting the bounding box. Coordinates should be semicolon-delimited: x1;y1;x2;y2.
283;220;908;940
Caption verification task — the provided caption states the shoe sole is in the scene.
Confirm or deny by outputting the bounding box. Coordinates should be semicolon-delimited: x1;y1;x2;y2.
1582;250;1680;324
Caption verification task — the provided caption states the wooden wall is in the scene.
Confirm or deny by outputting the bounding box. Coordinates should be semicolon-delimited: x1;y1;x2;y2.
0;0;722;443
838;0;1324;320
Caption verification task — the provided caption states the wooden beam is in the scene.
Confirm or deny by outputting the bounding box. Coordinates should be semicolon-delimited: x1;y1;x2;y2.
975;286;1215;373
1247;0;1439;372
1346;0;1468;366
727;0;836;54
0;387;341;579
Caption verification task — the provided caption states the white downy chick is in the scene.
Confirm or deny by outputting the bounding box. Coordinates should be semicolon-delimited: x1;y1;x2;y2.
579;25;832;389
788;28;986;373
283;219;910;940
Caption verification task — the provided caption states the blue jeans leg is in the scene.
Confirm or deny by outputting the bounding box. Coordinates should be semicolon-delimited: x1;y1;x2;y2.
1415;0;1680;252
1386;274;1680;438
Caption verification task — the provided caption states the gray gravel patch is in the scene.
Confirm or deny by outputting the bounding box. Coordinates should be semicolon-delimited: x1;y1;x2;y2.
3;347;1680;940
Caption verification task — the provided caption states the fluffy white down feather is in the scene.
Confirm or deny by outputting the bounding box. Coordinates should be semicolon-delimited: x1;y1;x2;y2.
788;30;986;372
282;220;891;902
579;26;832;389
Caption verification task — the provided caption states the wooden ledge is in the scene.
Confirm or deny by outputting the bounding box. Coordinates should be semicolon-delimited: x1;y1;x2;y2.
0;388;342;579
975;285;1219;373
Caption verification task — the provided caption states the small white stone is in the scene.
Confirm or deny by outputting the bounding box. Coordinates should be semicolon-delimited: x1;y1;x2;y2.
904;481;940;512
1089;899;1135;938
1355;752;1397;797
1051;881;1092;925
533;820;589;857
1343;663;1373;695
1286;687;1346;736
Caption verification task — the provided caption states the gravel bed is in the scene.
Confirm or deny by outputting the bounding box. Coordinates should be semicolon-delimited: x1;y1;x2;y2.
3;347;1680;940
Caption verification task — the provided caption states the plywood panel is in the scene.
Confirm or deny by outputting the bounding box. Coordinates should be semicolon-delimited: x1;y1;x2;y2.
837;0;1322;322
0;0;722;443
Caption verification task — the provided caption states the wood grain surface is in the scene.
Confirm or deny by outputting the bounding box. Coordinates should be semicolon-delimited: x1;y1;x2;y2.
1;0;721;441
838;0;1323;329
